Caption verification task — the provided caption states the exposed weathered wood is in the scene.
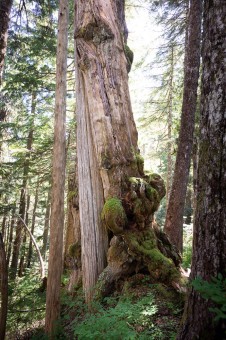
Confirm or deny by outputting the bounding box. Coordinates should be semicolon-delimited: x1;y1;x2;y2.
75;0;140;302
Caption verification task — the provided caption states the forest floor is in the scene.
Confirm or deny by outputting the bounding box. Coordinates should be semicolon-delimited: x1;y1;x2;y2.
7;272;185;339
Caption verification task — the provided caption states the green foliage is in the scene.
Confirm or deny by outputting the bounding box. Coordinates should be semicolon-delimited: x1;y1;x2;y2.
192;274;226;321
73;294;157;340
7;268;46;335
124;44;134;73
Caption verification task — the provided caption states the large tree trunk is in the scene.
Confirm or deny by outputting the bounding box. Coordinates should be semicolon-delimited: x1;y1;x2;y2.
0;0;13;85
45;0;68;334
75;0;139;301
177;1;226;338
0;232;8;340
164;0;202;253
75;0;182;302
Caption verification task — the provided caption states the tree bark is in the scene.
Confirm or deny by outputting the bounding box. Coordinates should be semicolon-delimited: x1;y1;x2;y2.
75;0;141;302
27;180;39;268
10;93;36;278
166;44;174;208
41;187;51;260
6;207;15;266
177;1;226;338
75;0;183;303
164;0;202;253
0;232;8;340
1;215;7;241
0;0;13;85
16;214;45;279
18;194;30;277
64;165;82;291
45;0;68;334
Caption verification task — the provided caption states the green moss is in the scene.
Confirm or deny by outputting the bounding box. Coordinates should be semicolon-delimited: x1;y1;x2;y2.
124;229;179;282
68;190;77;200
101;198;127;235
124;45;134;73
147;249;179;281
145;185;159;202
68;242;81;259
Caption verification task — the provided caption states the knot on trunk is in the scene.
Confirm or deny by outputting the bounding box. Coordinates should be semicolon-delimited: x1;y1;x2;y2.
75;20;114;45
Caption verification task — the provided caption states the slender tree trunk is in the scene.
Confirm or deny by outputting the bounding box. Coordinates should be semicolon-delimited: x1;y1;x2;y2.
0;232;8;340
177;1;226;338
1;215;7;240
18;194;30;277
27;181;39;267
10;93;36;278
41;188;51;260
45;0;68;334
164;0;202;253
166;45;174;208
0;0;13;85
16;215;45;279
6;208;15;266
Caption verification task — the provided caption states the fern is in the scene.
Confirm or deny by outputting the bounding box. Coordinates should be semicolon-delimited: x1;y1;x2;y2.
192;274;226;321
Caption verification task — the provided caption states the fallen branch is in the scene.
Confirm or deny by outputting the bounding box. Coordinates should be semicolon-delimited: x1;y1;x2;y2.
15;214;45;279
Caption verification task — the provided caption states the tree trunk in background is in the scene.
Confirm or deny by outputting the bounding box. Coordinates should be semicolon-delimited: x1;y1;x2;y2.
6;207;15;266
64;165;81;291
192;134;198;215
27;180;39;268
164;0;202;253
178;1;226;338
10;93;36;279
1;215;7;240
41;187;51;260
0;0;13;85
0;232;8;340
45;0;68;334
75;0;140;302
16;214;45;278
18;194;30;277
166;44;174;208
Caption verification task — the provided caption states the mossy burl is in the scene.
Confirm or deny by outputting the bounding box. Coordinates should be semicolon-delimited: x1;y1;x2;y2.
124;229;179;282
68;242;81;259
101;197;127;235
124;44;134;73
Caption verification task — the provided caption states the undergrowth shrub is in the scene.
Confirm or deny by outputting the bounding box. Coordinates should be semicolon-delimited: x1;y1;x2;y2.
7;268;46;336
192;274;226;321
72;294;160;339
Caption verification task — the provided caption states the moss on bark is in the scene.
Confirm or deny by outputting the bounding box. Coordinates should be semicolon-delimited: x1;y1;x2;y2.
95;171;181;299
